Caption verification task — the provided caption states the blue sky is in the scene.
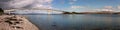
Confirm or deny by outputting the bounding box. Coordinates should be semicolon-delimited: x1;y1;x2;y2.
0;0;120;12
51;0;120;12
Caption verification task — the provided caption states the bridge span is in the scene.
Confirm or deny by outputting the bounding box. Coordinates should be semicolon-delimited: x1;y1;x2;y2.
4;8;68;14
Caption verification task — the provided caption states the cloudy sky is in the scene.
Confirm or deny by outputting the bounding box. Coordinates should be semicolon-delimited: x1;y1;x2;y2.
0;0;120;12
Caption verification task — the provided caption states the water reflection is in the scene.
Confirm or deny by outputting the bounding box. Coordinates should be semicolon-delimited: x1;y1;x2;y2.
24;14;120;30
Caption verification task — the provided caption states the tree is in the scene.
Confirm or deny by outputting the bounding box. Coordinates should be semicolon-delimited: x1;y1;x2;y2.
0;8;4;14
72;12;76;14
63;12;71;14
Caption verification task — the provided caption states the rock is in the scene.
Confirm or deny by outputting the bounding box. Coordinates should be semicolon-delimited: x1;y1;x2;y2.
5;20;13;25
0;15;39;30
12;26;23;29
0;21;2;23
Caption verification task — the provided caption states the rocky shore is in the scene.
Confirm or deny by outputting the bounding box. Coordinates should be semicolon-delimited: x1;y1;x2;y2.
0;15;39;30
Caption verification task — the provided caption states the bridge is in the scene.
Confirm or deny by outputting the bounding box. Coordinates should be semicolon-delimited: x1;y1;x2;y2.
4;8;68;14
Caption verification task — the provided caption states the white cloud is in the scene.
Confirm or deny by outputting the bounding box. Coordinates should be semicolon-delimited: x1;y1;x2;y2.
70;0;77;2
8;0;34;8
71;6;85;9
104;6;112;9
93;8;113;11
0;0;53;9
31;0;53;9
93;9;101;11
69;0;77;4
93;6;113;11
118;6;120;9
102;9;113;11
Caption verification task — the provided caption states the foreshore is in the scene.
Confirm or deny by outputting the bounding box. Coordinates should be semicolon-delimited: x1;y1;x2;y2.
0;15;39;30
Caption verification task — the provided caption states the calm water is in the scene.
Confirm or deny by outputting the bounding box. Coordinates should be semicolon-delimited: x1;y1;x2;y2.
24;14;120;30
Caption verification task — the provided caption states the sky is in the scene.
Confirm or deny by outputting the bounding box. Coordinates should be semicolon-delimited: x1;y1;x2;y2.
52;0;120;12
0;0;120;12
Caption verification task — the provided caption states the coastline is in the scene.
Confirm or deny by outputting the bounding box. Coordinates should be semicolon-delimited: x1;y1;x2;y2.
0;15;39;30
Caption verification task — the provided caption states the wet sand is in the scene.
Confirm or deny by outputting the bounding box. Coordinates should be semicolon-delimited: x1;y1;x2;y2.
0;15;39;30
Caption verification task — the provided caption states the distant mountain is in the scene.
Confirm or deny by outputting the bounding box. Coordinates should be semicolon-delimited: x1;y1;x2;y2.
63;11;120;14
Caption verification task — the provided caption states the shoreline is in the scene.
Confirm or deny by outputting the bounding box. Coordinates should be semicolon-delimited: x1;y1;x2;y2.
22;15;41;30
0;15;39;30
